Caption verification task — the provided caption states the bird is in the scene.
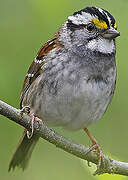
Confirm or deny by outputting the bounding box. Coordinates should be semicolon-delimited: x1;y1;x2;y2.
8;6;120;171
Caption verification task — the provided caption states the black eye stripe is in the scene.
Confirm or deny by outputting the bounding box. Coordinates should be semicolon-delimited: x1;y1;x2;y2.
67;6;117;31
73;7;116;29
67;20;86;31
67;20;96;32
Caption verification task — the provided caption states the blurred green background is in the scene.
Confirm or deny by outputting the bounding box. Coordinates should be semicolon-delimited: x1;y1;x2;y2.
0;0;127;179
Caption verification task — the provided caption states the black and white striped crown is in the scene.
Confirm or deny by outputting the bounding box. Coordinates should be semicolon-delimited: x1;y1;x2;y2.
67;7;117;30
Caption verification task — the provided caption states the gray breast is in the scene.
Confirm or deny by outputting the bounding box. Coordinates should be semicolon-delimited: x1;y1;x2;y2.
25;49;116;130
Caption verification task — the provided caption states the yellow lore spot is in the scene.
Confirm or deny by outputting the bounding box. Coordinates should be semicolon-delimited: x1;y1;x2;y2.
114;23;117;29
92;19;108;29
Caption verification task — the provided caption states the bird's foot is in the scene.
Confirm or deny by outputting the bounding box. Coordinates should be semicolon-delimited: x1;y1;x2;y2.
86;141;104;168
20;106;42;139
19;106;31;115
27;113;42;139
84;128;104;168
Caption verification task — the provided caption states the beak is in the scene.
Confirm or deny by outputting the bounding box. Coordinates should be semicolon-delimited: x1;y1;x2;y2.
101;28;120;39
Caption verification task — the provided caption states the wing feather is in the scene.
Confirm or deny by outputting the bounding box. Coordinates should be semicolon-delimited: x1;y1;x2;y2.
20;35;62;108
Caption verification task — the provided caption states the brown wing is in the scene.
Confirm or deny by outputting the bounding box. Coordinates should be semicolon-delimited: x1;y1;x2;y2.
20;34;62;108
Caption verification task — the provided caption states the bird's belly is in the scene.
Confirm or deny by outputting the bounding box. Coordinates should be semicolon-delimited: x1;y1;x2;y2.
35;80;113;130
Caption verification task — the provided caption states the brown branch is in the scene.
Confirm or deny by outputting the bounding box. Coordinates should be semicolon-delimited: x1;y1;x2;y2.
0;99;128;176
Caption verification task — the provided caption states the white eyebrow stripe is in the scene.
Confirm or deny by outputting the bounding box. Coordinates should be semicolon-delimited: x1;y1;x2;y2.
68;12;96;25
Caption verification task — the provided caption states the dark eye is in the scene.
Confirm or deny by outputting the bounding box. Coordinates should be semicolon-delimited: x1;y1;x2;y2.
87;23;95;32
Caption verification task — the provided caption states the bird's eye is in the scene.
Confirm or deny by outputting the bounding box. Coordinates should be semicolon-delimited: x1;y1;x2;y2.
87;23;95;32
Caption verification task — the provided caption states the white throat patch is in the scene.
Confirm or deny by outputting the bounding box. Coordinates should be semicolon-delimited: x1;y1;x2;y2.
87;38;115;54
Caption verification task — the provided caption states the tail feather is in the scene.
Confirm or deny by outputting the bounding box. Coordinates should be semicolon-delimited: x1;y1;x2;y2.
8;130;39;171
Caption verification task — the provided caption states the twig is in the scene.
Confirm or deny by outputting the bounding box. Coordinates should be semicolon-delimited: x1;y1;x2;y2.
0;99;128;176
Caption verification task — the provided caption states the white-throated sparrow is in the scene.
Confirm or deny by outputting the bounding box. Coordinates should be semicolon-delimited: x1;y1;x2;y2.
9;6;120;171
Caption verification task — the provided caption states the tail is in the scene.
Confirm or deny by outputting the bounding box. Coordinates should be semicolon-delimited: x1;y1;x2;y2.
8;130;39;171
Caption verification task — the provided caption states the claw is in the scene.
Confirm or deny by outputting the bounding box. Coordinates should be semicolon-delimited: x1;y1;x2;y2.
20;106;30;115
86;142;104;168
27;113;35;139
27;113;43;139
84;128;104;168
20;106;42;139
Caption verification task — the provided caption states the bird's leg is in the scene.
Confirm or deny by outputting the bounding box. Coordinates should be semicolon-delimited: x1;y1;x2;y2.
20;106;42;139
84;128;104;168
